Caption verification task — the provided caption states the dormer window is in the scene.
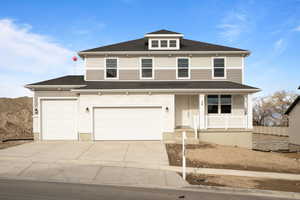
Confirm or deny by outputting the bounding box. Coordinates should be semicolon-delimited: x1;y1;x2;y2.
148;39;180;50
151;40;159;48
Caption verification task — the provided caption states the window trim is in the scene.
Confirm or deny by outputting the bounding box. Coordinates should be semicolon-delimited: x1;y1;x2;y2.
207;94;232;115
104;57;119;80
212;57;226;79
148;38;180;50
139;57;154;79
176;57;191;80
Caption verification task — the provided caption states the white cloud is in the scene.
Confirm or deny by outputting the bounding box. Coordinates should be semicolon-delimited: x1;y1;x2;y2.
293;25;300;31
273;38;287;54
217;12;249;43
0;19;74;74
0;19;77;97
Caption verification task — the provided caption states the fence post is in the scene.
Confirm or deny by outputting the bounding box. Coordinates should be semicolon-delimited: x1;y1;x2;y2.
182;131;186;180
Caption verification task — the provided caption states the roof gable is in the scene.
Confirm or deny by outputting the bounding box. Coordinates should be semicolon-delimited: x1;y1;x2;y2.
146;29;181;35
285;96;300;115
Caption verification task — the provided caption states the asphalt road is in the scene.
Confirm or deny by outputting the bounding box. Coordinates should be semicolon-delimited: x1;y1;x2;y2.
0;179;293;200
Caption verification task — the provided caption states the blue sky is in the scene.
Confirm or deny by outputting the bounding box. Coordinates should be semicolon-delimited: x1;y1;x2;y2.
0;0;299;97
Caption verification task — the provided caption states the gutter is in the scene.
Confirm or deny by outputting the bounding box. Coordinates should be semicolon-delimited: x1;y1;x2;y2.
71;88;261;93
78;50;251;57
25;85;86;89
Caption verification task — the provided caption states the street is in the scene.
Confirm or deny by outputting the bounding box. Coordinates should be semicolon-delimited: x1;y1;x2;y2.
0;179;293;200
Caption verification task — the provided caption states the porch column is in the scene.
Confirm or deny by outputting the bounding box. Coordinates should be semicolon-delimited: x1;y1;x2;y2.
199;94;206;129
247;94;253;129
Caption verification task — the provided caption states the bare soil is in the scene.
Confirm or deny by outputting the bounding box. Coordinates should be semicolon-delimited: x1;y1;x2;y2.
166;143;300;174
0;97;33;140
185;173;300;193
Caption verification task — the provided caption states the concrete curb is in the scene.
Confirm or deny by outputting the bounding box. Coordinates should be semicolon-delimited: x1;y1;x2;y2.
0;175;300;199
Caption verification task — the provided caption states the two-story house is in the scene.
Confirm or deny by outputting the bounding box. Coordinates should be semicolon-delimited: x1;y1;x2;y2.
26;30;260;148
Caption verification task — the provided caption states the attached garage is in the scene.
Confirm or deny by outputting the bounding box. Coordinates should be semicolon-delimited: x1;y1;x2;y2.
41;99;78;140
93;107;162;140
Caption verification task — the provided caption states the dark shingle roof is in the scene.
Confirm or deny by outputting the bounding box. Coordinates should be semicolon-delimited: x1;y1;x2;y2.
285;96;300;115
26;75;259;91
146;29;182;35
80;38;247;52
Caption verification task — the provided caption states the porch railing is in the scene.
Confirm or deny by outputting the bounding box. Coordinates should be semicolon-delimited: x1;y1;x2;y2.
206;115;247;129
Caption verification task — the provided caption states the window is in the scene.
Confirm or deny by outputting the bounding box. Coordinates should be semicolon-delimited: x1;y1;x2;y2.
207;95;219;114
213;58;225;78
207;95;232;114
141;58;153;78
160;40;168;47
169;40;177;47
177;58;189;78
220;95;232;114
151;40;159;48
105;58;118;78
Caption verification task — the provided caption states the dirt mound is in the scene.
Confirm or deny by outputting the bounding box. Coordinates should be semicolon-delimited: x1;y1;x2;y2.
0;97;33;140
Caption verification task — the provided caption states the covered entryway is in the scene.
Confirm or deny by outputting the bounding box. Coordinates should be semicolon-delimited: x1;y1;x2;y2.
93;107;162;140
41;99;78;140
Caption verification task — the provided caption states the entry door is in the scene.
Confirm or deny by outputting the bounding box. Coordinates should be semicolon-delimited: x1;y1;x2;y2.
175;95;198;128
41;99;77;140
93;107;162;140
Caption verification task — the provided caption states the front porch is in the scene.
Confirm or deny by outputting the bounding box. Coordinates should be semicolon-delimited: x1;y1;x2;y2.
175;93;253;130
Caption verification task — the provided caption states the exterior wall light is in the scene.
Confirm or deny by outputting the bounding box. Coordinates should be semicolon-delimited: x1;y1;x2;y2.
34;108;38;115
165;107;169;112
86;107;89;112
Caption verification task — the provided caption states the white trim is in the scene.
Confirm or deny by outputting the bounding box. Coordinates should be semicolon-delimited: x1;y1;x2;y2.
242;56;245;83
104;57;119;80
79;51;250;56
84;55;87;81
212;57;227;79
139;57;154;79
206;94;233;115
148;38;180;50
91;105;163;141
176;57;191;80
38;97;79;141
26;85;86;89
144;33;184;37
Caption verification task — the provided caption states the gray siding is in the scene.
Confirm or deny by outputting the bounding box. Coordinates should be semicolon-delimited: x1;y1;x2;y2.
191;69;212;80
227;69;242;83
155;70;176;80
86;70;104;80
119;70;139;80
289;103;300;145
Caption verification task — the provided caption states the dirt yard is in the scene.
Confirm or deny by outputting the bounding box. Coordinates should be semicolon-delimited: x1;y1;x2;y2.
166;143;300;174
185;173;300;193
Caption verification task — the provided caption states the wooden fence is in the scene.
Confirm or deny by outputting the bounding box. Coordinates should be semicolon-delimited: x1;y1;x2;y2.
253;126;288;136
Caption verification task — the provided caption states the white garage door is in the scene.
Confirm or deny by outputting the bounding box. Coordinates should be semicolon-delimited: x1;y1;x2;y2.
41;99;77;140
94;107;162;140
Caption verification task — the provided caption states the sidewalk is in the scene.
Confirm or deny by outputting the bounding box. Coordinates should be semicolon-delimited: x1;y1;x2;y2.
163;166;300;181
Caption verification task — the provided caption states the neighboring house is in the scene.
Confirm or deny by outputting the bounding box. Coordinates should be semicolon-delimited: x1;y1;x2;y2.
26;29;260;148
285;86;300;147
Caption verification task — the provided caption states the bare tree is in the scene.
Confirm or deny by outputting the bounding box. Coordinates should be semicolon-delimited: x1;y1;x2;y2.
253;90;297;126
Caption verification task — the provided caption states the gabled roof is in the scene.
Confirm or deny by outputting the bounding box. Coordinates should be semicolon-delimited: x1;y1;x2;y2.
146;29;181;35
285;96;300;115
25;75;259;92
80;38;248;53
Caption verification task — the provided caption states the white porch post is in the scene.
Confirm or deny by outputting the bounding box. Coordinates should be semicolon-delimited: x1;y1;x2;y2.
247;94;253;129
199;94;206;129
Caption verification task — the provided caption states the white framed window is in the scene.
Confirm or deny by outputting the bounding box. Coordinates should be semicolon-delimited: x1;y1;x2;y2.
148;38;179;50
105;58;118;79
176;57;190;79
212;57;226;79
207;95;232;114
151;40;159;48
140;57;154;79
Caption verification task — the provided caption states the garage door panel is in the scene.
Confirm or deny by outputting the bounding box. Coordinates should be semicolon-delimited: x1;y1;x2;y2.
94;107;162;140
41;100;77;140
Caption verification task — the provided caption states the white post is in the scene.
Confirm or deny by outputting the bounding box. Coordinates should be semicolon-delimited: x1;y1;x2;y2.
247;94;253;129
182;131;186;180
199;94;206;130
193;115;198;139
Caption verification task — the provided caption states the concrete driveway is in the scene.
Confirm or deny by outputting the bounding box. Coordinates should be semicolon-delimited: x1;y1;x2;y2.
0;141;187;187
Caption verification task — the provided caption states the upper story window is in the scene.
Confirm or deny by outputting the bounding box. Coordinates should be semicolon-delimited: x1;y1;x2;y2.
177;58;189;79
149;39;179;50
213;58;226;78
207;95;232;114
140;58;153;79
105;58;118;79
151;40;159;48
